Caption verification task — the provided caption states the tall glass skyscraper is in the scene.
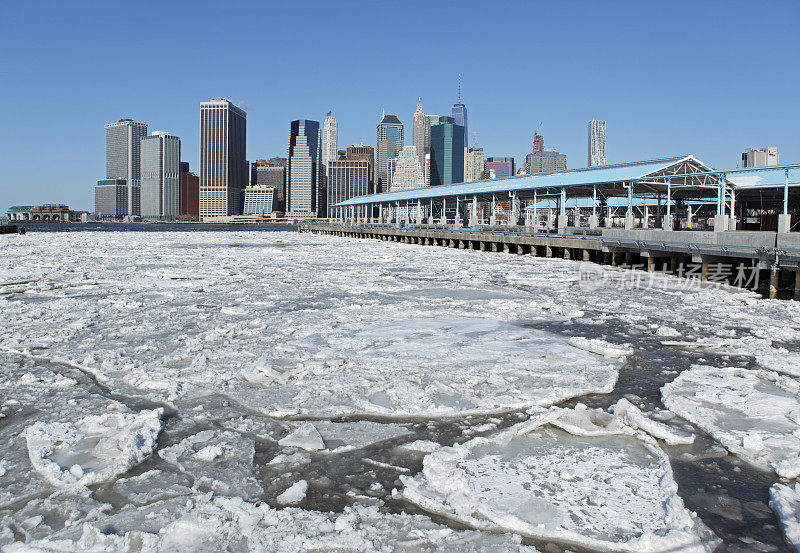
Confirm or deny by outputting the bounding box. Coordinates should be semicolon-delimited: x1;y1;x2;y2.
451;74;468;149
430;119;465;186
286;119;323;216
322;112;338;167
199;98;247;220
326;159;369;217
588;120;607;167
104;119;148;216
140;132;181;220
376;114;403;194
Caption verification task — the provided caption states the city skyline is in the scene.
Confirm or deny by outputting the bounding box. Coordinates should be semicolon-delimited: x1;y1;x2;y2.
1;0;798;210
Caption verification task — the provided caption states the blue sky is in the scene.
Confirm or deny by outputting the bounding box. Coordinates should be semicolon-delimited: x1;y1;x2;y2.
1;0;798;211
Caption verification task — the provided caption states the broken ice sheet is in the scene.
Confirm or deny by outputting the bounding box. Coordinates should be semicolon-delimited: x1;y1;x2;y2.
662;365;800;478
399;404;719;553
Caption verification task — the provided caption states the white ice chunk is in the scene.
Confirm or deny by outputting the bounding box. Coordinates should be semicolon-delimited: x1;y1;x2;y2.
612;398;694;445
277;422;325;451
4;495;540;552
567;336;633;359
276;480;308;505
24;409;163;489
399;405;718;553
662;365;800;478
770;482;800;552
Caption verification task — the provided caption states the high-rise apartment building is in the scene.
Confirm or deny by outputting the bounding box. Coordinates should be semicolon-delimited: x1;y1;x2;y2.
179;162;199;221
94;179;128;220
346;144;375;193
524;150;567;174
430;119;465;186
286;119;323;216
251;159;286;212
464;147;485;181
199;98;247;220
388;145;426;192
140;132;180;220
742;146;779;167
485;157;515;179
323;112;338;167
326;159;370;216
588;120;607;167
451;74;468;149
104;119;148;216
376;114;403;193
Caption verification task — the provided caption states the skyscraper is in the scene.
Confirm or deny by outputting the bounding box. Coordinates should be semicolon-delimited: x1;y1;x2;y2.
346;144;375;193
104;118;148;216
588;120;607;167
485;157;515;179
429;118;465;186
199;98;247;220
388;145;426;192
286;119;323;216
412;98;429;168
376;114;403;193
464;147;485;182
323;112;338;167
532;133;544;153
326;159;369;216
140;132;180;220
451;74;468;150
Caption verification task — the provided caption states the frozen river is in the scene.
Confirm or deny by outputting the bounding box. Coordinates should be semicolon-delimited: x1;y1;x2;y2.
1;228;799;552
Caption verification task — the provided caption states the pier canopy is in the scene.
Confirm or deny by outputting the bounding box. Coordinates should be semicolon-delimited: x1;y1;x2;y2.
333;155;721;209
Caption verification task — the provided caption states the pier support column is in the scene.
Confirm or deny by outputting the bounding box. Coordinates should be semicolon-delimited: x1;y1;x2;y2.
795;271;800;301
491;243;499;252
503;243;511;254
479;242;486;251
563;248;571;260
583;249;591;261
611;252;619;267
770;268;780;299
702;261;710;282
530;246;538;257
517;245;525;255
545;246;553;258
647;257;655;273
778;214;792;234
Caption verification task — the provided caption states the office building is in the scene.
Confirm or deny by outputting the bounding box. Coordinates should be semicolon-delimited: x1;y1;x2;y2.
346;144;375;193
388;146;426;192
140;131;180;220
179;162;199;221
323;112;338;167
251;159;286;212
199;98;247;220
286;119;323;216
429;119;465;186
326;159;370;216
485;157;515;179
451;74;468;149
376;114;403;193
742;146;779;167
588;120;607;167
94;179;128;220
243;185;275;215
464;147;485;182
104;118;148;216
524;150;566;174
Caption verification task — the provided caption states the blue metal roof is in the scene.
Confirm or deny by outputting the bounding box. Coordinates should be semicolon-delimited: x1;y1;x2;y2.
334;155;697;207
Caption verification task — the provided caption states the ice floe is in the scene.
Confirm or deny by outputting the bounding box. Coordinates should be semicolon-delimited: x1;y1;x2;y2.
276;480;308;505
399;403;719;553
4;495;540;552
662;365;800;478
25;409;163;490
770;483;800;552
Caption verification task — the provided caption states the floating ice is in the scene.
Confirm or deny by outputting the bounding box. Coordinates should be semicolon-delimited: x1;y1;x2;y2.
399;404;718;553
567;336;633;359
277;422;325;451
662;365;800;478
770;483;800;552
25;409;163;489
4;495;540;552
276;480;308;505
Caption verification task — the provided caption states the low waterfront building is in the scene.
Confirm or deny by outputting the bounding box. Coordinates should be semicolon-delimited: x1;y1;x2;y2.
7;204;85;222
243;184;275;215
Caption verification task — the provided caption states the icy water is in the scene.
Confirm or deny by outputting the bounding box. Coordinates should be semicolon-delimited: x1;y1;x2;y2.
1;229;799;552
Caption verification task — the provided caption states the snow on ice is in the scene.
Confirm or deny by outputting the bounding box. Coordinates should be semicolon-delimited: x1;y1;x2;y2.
662;365;800;478
399;402;719;553
771;483;800;552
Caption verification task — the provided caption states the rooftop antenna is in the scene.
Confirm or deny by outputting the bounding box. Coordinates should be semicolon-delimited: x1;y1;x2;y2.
457;73;462;103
